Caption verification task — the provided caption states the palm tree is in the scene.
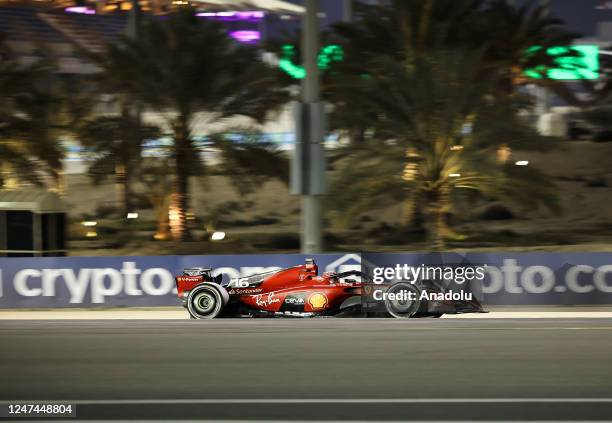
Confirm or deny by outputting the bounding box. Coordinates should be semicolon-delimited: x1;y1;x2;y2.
480;0;583;99
137;132;288;241
326;1;481;145
322;1;579;249
9;88;66;189
140;155;174;240
0;35;64;189
211;130;289;196
96;9;289;240
77;111;160;216
327;0;582;141
330;50;559;249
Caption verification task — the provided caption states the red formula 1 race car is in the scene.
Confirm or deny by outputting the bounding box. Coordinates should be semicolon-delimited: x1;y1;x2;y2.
175;258;485;319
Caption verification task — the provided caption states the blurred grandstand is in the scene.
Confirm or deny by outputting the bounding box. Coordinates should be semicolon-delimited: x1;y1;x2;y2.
0;0;304;171
0;4;125;73
0;0;303;72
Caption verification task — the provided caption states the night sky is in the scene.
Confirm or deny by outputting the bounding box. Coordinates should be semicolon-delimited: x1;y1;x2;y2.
553;0;612;37
287;0;612;39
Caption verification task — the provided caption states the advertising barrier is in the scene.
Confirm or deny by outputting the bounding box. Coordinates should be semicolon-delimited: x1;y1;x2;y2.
1;252;612;308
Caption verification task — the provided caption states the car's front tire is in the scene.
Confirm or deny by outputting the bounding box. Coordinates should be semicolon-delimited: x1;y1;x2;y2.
187;284;224;319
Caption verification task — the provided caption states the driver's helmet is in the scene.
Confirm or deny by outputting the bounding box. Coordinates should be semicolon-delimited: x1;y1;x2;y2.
305;258;318;273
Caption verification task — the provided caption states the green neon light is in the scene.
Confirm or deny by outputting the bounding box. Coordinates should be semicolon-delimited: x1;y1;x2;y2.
279;44;344;79
524;45;599;80
318;44;344;70
279;45;306;79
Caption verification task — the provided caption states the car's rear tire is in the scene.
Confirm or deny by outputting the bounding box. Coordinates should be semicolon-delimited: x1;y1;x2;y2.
187;284;224;319
384;282;421;318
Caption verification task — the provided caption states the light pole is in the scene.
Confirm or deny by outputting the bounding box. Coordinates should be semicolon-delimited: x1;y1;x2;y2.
343;0;352;22
128;0;141;39
123;0;141;217
538;0;551;115
292;0;326;253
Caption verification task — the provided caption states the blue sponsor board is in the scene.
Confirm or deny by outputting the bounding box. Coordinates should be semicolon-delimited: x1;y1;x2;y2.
0;252;611;308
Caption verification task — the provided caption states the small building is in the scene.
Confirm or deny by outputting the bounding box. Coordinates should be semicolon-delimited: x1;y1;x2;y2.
0;190;67;257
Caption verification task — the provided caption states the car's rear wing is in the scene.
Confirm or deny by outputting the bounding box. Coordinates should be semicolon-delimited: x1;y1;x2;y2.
175;268;222;298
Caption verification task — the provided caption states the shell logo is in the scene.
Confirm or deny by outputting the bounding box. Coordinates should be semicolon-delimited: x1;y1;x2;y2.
308;293;328;310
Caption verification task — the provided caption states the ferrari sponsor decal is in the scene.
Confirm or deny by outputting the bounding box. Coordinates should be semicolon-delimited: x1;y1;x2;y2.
280;294;306;312
284;296;305;305
176;276;202;283
308;292;328;310
255;292;281;307
229;288;263;295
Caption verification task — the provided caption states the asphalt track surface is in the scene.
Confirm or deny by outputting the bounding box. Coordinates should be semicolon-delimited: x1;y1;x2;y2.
1;318;612;421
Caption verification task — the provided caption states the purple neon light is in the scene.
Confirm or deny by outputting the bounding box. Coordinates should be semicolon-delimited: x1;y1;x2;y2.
196;11;264;21
65;6;96;15
229;30;260;44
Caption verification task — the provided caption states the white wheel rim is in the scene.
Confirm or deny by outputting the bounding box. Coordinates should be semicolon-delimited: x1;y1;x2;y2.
194;292;216;314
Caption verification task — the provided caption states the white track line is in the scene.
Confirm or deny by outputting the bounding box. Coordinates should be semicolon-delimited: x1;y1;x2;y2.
4;398;612;405
446;312;612;319
1;310;612;319
16;421;612;423
0;310;188;320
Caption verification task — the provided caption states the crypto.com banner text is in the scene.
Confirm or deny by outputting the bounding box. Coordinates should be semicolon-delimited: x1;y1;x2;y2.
1;252;612;307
